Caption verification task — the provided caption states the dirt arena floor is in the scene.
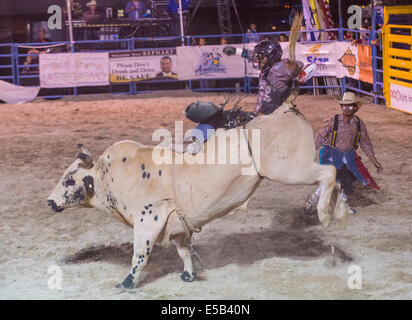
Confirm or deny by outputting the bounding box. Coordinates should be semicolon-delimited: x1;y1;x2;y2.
0;91;411;300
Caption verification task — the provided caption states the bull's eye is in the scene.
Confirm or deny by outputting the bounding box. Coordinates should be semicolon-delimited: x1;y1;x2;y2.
64;177;76;187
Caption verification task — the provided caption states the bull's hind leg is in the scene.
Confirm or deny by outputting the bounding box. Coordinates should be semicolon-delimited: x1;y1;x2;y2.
116;201;170;289
314;164;337;227
261;161;337;227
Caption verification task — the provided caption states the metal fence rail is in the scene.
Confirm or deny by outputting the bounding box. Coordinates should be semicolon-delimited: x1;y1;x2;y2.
0;44;15;84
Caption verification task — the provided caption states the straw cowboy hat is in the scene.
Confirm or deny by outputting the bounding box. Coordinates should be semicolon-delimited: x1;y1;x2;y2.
86;0;98;7
335;91;360;105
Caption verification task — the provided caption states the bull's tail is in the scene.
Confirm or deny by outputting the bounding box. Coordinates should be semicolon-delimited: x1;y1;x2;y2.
289;12;303;61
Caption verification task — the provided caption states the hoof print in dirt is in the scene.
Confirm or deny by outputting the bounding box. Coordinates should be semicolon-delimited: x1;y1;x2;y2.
180;271;196;282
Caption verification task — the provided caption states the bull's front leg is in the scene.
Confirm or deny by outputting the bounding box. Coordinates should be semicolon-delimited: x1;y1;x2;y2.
116;200;170;289
175;234;196;282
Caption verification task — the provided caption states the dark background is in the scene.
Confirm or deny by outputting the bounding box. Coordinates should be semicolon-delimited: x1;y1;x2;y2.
0;0;411;43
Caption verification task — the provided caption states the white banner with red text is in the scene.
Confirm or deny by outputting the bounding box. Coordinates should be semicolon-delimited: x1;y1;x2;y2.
39;52;109;88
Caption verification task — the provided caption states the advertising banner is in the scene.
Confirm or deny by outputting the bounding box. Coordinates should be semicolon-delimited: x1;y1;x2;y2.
293;42;336;76
39;52;109;88
109;48;178;83
389;83;412;114
246;42;361;79
296;42;359;78
177;43;288;79
38;42;371;87
335;42;359;79
177;42;364;80
176;45;247;80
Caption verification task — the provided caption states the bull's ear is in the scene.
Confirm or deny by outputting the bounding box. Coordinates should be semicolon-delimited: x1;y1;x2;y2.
77;152;94;169
77;144;93;157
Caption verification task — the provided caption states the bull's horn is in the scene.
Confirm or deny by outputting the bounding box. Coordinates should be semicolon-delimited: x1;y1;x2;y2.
77;144;93;157
77;152;93;169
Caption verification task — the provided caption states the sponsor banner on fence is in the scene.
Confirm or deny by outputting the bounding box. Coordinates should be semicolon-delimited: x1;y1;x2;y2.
296;42;338;77
177;42;365;80
335;42;359;79
295;42;361;78
248;42;361;79
176;43;289;80
176;45;248;80
39;42;371;87
40;52;109;88
390;83;412;114
109;48;178;83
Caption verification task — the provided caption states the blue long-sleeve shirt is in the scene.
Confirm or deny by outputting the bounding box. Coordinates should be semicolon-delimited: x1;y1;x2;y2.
167;0;189;13
125;1;146;19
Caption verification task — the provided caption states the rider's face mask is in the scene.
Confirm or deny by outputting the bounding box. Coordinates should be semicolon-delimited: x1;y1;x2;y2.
253;54;268;71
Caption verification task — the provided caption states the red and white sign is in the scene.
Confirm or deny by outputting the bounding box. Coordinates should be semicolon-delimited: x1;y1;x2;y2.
40;52;109;88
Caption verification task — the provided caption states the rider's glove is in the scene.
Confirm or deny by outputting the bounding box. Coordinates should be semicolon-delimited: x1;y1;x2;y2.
223;46;237;56
223;46;248;58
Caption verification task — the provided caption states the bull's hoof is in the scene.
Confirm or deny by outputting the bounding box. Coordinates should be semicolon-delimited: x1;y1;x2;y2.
116;273;135;289
180;271;196;282
319;214;332;228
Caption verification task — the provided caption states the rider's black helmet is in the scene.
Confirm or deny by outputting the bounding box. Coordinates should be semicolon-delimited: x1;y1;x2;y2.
253;39;283;73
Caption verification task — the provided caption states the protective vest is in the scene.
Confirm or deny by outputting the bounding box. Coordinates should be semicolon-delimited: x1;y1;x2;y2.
331;114;361;149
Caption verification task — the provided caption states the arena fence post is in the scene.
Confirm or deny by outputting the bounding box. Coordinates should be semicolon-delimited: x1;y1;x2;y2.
341;75;346;94
12;44;17;85
242;32;250;94
15;44;20;86
338;25;343;41
71;40;78;96
187;36;192;92
338;23;345;95
128;38;134;95
371;7;378;104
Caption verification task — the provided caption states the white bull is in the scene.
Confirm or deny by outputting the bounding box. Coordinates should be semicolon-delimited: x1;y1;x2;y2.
47;100;349;289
